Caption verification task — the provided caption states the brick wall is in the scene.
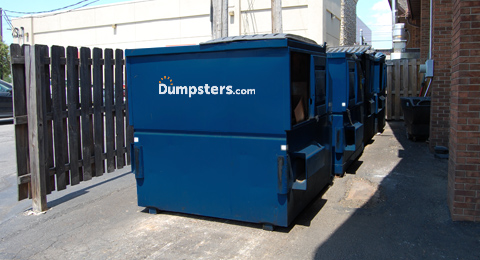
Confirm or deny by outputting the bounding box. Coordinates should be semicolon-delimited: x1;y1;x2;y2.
448;0;480;222
397;16;420;49
340;0;357;46
429;0;452;151
420;0;430;62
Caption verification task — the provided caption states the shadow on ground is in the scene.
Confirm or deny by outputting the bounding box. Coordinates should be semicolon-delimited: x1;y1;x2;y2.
47;171;132;208
314;121;480;259
138;184;330;234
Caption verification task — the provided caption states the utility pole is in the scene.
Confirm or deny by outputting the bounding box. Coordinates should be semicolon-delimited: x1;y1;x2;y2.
211;0;228;39
212;0;221;39
222;0;228;37
271;0;283;34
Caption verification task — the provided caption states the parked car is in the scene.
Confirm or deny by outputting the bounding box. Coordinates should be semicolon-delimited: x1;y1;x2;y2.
0;79;13;118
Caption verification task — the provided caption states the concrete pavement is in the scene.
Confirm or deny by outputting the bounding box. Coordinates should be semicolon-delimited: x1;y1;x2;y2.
0;121;479;259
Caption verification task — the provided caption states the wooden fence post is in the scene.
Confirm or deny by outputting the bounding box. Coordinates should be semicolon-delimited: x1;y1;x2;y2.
93;48;105;176
51;45;69;190
66;46;83;185
11;44;30;200
386;62;393;120
25;45;48;212
115;49;125;169
41;44;55;194
80;47;95;180
104;49;116;173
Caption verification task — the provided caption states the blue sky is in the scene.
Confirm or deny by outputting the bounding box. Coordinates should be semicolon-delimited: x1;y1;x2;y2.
357;0;393;49
2;0;393;49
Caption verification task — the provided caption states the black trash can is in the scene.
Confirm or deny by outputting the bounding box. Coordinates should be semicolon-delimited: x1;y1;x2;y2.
400;97;431;141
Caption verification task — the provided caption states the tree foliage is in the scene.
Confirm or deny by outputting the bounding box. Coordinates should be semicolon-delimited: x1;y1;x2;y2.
0;41;11;82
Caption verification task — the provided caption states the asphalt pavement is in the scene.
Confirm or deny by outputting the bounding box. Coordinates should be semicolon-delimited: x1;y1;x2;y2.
0;121;479;259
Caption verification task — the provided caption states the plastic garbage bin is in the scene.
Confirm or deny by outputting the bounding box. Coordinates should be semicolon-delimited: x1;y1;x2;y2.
400;97;431;141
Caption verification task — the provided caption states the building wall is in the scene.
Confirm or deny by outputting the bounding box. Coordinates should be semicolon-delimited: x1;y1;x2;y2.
12;0;212;49
429;0;452;151
12;0;342;49
356;17;371;45
448;0;480;222
420;0;430;62
323;1;342;46
396;16;420;49
340;0;357;46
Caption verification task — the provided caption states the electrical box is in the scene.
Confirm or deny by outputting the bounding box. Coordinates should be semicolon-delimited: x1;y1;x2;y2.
425;59;434;78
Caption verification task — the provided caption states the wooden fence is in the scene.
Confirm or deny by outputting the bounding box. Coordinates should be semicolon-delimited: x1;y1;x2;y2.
385;59;425;120
10;44;134;212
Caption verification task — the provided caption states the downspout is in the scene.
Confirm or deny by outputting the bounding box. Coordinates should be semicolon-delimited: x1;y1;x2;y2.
424;0;434;97
392;0;396;27
392;0;396;49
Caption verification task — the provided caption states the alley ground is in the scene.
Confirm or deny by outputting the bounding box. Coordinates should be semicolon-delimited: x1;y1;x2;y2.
0;120;479;259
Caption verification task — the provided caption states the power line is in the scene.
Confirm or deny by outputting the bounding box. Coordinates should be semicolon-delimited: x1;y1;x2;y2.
2;11;14;29
4;0;95;14
365;24;393;27
5;0;100;18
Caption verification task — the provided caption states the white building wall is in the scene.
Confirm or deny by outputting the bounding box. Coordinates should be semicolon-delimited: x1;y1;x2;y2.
12;0;341;49
323;0;342;46
356;17;371;45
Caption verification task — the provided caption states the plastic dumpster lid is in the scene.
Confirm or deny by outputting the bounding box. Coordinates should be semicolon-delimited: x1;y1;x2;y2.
326;45;373;54
375;52;387;60
201;33;318;46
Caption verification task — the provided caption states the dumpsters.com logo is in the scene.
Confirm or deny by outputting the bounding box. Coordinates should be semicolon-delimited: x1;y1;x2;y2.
158;76;255;98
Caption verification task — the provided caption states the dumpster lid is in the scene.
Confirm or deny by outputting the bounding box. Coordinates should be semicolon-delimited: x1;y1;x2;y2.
327;45;373;54
201;33;318;45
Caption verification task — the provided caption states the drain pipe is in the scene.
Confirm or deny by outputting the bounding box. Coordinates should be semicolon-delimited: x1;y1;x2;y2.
392;0;397;24
392;0;397;48
424;0;434;97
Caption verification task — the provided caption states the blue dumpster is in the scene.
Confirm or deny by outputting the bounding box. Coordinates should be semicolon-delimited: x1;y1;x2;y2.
327;52;365;176
327;46;381;145
126;34;333;228
373;53;387;133
358;51;376;144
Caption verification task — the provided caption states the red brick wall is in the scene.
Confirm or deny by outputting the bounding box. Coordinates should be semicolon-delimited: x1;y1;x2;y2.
420;0;430;62
429;0;452;151
448;0;480;222
397;16;421;49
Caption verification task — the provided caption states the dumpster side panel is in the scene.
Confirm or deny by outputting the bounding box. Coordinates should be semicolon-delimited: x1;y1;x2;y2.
327;53;365;175
362;55;376;143
328;55;349;114
373;58;386;133
135;132;289;226
286;114;332;223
